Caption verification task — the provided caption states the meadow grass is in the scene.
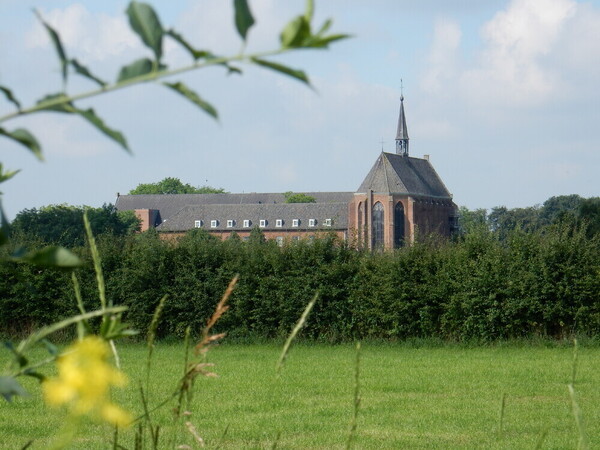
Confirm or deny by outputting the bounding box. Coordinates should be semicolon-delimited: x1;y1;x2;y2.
2;342;599;449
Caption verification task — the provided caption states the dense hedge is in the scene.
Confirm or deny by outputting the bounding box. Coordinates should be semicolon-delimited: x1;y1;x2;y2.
1;225;599;341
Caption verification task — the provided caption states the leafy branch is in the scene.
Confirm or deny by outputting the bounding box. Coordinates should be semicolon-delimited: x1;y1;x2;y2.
0;0;349;160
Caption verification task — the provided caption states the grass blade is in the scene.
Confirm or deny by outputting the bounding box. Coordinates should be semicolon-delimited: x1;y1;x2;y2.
346;341;361;449
568;383;589;450
276;293;318;373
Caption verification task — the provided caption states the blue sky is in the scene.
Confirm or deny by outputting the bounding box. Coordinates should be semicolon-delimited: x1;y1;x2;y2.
1;0;599;219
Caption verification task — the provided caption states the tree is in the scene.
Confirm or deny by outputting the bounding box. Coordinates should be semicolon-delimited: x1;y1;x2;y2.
129;177;226;195
578;197;600;237
284;191;316;203
539;194;583;226
11;204;139;248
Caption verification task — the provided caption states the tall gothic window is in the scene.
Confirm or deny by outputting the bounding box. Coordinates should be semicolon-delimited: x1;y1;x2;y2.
394;201;405;248
372;202;384;250
357;202;364;248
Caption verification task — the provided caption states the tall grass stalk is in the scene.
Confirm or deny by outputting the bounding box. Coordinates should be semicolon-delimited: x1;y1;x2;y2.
568;384;589;450
346;341;361;449
572;338;579;386
146;295;168;392
276;293;318;373
497;392;507;437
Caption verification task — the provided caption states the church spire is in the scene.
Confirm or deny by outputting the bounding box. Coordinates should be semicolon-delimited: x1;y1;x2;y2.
395;84;409;156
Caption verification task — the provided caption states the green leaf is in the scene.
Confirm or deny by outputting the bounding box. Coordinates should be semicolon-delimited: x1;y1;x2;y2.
117;58;158;83
36;94;129;152
251;58;310;86
77;107;130;152
126;1;163;61
4;341;28;367
165;29;210;60
0;200;9;246
23;369;46;382
0;376;28;402
42;339;59;356
304;33;351;49
34;10;68;85
233;0;255;41
0;127;43;161
304;0;314;22
70;59;106;87
280;16;311;48
36;93;73;113
16;246;82;268
315;18;332;36
0;85;21;110
163;81;218;120
0;164;20;185
16;306;128;354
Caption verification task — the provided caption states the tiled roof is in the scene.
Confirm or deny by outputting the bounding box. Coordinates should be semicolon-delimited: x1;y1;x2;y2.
357;152;452;198
115;191;353;223
156;202;348;232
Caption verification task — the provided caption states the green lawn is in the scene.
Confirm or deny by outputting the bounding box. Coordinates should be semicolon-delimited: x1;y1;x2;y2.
1;342;599;449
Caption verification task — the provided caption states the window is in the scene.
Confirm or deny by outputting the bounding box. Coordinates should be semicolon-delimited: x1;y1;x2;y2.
372;202;384;249
276;219;283;227
243;219;251;228
194;220;202;228
210;220;219;228
292;219;299;227
227;219;235;228
308;218;316;227
259;219;267;228
324;218;332;227
394;202;405;248
275;236;284;246
292;236;300;242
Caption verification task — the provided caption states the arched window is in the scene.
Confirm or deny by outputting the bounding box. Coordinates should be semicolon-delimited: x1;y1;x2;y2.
394;201;405;248
357;202;364;247
372;202;384;250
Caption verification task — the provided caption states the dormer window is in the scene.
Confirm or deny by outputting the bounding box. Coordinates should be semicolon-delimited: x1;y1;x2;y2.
292;219;299;227
194;220;203;228
210;220;219;228
324;218;332;227
259;219;267;228
243;219;251;228
276;219;283;228
227;219;235;228
308;219;316;227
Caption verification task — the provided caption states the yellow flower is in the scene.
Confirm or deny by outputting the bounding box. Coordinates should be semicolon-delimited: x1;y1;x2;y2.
43;336;131;427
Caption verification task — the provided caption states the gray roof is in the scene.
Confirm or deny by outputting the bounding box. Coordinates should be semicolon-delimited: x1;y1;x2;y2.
357;152;452;198
115;191;353;223
156;202;348;232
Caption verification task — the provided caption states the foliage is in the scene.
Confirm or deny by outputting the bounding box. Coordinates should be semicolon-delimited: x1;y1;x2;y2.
10;203;140;248
284;191;316;203
129;177;227;195
3;217;599;342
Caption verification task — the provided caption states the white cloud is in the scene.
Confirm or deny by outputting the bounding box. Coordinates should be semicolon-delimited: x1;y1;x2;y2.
461;0;577;106
26;3;139;61
421;19;461;94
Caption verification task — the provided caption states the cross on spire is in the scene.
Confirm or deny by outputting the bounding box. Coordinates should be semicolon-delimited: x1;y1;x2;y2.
395;82;409;156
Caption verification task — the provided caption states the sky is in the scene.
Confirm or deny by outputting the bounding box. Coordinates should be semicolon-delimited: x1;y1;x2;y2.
1;0;599;219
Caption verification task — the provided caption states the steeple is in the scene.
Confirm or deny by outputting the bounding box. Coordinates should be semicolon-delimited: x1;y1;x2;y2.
395;94;409;156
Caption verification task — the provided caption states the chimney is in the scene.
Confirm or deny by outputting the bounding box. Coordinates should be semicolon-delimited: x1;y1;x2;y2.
423;154;430;161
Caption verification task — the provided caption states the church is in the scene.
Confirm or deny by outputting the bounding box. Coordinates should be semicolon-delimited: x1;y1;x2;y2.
115;96;458;250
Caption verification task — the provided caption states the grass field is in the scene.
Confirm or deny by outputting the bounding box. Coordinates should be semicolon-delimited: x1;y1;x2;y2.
2;342;599;449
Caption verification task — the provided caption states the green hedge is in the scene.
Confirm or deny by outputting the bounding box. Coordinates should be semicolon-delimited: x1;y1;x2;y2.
1;225;599;341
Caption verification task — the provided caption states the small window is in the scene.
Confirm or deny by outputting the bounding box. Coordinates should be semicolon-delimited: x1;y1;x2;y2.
276;219;283;227
324;218;332;227
308;219;316;227
292;219;299;227
242;236;250;242
194;220;202;228
292;236;300;242
259;219;267;228
227;219;235;228
210;220;218;228
275;236;284;246
243;219;251;228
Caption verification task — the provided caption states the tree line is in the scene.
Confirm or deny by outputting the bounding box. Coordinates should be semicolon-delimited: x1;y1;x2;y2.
1;194;599;341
